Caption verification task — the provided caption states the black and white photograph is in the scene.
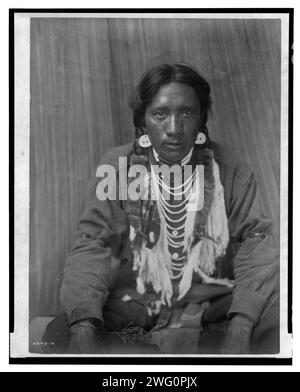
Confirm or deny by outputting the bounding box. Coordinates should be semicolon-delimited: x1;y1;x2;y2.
11;9;292;362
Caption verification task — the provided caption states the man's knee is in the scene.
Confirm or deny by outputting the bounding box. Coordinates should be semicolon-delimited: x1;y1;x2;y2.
102;287;153;332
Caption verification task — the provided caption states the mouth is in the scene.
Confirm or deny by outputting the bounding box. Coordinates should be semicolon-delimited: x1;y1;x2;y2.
163;141;185;149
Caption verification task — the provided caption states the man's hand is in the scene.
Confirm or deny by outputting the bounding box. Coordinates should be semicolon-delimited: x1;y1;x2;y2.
220;314;254;354
69;320;98;354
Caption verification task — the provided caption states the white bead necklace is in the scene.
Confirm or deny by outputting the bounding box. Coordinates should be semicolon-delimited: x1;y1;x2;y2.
152;147;194;167
155;170;196;197
150;162;197;279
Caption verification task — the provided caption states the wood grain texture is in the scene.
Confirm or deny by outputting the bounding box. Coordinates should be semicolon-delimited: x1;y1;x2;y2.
30;18;281;318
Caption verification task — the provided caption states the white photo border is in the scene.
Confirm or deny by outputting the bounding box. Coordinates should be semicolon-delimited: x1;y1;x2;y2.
11;9;293;362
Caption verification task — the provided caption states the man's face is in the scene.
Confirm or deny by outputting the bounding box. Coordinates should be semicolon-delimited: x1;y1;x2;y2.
144;82;201;163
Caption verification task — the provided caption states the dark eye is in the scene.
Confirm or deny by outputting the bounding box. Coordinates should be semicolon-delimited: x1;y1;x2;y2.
181;109;192;117
153;111;167;120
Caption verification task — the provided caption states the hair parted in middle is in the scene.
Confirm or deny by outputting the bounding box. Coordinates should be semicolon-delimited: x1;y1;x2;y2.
129;63;212;146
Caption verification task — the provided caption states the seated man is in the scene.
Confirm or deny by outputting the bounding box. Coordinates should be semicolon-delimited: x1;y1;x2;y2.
42;63;279;355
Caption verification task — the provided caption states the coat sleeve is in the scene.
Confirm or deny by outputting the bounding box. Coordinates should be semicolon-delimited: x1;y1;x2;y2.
227;165;279;325
60;161;128;325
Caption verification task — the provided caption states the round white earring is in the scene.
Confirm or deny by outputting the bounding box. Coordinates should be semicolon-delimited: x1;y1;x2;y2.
195;131;207;145
138;134;152;148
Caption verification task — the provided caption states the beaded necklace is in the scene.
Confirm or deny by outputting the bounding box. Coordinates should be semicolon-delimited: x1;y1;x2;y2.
126;146;231;305
150;154;198;279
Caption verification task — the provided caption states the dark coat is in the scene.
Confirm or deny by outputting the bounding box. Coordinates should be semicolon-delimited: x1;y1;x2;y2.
60;143;279;326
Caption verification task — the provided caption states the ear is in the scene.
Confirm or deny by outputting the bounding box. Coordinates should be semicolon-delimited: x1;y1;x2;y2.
140;126;148;135
201;126;209;136
135;127;144;139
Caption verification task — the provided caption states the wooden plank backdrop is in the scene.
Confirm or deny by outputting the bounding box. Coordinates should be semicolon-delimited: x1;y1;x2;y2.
30;17;281;319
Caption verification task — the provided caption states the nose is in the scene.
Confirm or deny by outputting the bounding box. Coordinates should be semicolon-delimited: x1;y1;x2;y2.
165;114;182;137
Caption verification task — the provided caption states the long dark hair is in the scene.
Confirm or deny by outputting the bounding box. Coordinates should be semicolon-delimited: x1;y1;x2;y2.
129;63;212;154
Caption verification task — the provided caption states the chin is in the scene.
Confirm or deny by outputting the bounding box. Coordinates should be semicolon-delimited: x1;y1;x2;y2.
161;151;186;163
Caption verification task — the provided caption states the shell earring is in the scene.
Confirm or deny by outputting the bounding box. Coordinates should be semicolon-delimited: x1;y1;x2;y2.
195;131;207;145
138;134;152;148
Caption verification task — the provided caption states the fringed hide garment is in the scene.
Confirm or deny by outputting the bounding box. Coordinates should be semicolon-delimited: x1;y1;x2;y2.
125;147;233;306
